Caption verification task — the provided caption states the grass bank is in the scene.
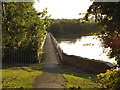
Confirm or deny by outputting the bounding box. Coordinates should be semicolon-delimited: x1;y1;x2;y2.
62;53;111;74
62;66;99;89
2;64;42;88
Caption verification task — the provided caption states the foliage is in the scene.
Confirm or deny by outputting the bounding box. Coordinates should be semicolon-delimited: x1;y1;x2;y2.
2;2;51;63
85;2;120;65
84;2;120;88
97;69;120;88
2;64;42;88
47;19;99;37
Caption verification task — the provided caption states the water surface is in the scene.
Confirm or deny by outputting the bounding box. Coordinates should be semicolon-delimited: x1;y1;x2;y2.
57;35;116;64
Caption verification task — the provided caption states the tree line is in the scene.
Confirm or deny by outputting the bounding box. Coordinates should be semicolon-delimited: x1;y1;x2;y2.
47;19;100;38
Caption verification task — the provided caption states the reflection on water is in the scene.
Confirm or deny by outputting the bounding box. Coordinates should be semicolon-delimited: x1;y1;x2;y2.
58;35;116;64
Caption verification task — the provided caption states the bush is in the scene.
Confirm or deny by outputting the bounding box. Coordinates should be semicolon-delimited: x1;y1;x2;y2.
97;69;120;88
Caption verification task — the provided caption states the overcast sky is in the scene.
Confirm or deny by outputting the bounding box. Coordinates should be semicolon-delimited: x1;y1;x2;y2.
33;0;93;19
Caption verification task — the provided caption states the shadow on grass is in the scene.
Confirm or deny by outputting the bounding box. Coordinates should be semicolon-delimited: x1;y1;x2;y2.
62;65;98;82
20;67;32;72
2;63;30;69
2;63;42;72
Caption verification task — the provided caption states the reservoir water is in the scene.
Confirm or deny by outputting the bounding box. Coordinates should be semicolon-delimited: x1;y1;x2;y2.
57;35;116;64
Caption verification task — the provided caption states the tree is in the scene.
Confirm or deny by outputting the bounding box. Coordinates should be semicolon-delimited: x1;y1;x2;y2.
47;19;99;38
85;1;120;88
85;2;120;65
2;2;51;63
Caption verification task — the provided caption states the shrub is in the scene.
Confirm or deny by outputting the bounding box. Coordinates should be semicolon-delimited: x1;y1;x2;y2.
97;69;120;88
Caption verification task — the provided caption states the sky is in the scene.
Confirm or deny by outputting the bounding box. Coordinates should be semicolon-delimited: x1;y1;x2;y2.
33;0;93;19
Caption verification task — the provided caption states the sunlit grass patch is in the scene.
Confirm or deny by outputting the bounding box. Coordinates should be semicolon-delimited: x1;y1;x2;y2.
63;66;99;88
2;64;42;88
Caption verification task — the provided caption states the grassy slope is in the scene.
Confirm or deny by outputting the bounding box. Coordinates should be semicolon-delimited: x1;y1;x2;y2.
2;64;42;88
62;66;99;88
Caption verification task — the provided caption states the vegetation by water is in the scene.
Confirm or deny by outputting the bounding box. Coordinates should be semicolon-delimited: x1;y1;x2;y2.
47;19;100;38
2;64;42;88
84;1;120;88
85;2;120;66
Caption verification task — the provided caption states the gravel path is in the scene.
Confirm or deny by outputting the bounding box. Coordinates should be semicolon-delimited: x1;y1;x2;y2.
33;33;65;88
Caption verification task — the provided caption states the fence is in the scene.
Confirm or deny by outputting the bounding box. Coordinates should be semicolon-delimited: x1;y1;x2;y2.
3;50;38;63
3;33;48;64
49;33;63;61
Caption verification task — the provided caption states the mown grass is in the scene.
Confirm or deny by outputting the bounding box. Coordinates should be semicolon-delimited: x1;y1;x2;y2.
62;66;99;89
2;64;42;88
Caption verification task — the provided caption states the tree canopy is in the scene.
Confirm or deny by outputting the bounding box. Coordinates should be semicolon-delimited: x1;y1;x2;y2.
85;2;120;65
85;1;120;88
2;2;51;63
47;19;99;38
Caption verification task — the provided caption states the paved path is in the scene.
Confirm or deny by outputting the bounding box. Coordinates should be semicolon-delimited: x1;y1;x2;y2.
33;33;65;88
